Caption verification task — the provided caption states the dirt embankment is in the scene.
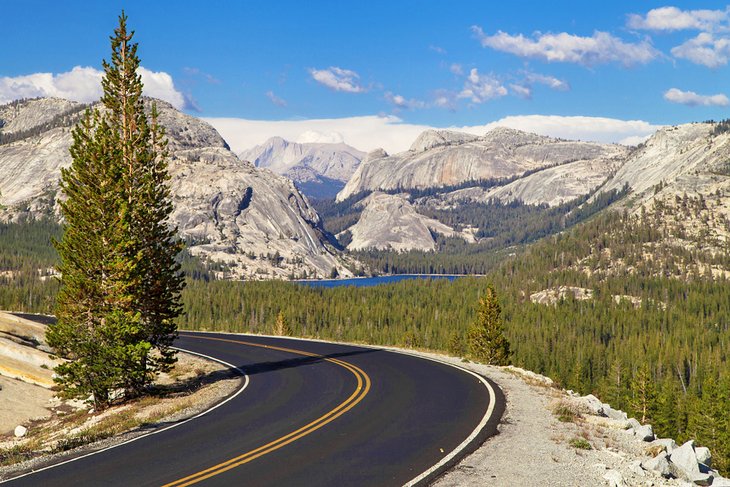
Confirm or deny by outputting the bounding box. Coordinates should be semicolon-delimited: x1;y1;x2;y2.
0;312;242;478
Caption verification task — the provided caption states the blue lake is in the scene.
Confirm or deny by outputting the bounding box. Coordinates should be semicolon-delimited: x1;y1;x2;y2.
296;274;466;288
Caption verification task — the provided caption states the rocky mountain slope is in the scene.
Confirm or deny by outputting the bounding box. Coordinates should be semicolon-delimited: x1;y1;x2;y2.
343;192;474;252
434;155;625;208
240;137;364;199
598;122;730;256
328;128;627;252
0;97;351;280
337;127;627;202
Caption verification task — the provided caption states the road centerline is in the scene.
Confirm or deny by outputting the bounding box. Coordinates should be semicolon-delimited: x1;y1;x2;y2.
162;336;372;487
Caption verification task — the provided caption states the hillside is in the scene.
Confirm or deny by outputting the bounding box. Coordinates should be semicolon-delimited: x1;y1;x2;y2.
0;97;353;280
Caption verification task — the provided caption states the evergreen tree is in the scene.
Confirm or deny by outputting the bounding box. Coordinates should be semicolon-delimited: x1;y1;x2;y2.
467;285;511;365
100;16;184;393
274;311;292;336
48;13;183;407
630;363;657;424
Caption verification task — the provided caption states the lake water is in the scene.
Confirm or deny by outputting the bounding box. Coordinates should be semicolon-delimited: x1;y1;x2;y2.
296;274;464;288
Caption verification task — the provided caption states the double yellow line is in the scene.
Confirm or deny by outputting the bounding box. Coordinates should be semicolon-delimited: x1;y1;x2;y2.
163;336;372;487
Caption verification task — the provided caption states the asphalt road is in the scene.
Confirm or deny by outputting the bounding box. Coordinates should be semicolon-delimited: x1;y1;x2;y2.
3;332;504;486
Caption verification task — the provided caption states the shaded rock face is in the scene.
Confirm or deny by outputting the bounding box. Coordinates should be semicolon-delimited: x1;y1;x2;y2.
240;137;364;198
0;97;350;280
344;192;471;252
337;126;627;202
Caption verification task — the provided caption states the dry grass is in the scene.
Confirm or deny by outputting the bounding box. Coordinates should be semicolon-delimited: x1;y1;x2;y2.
645;444;665;457
0;352;235;470
552;400;583;423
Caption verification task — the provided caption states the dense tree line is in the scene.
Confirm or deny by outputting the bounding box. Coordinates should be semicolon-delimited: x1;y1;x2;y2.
0;100;89;146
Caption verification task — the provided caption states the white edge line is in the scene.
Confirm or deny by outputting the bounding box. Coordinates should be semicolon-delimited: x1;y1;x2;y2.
185;330;498;487
0;346;250;485
395;349;496;487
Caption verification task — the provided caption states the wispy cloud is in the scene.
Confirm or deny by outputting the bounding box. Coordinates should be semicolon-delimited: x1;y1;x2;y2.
458;68;508;103
627;6;728;32
384;92;426;110
182;67;220;84
663;88;729;107
671;33;730;67
472;26;659;66
0;66;187;109
432;89;457;110
429;45;447;55
449;63;463;75
523;72;570;91
509;84;532;99
308;66;367;93
266;90;287;107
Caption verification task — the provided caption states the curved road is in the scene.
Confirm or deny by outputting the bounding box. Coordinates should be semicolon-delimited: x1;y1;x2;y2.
4;332;504;486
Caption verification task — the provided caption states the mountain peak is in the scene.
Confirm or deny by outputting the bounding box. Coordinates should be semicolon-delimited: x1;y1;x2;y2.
409;129;479;153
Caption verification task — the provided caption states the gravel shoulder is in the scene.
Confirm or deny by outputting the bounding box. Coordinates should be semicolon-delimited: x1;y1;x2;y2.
392;349;683;487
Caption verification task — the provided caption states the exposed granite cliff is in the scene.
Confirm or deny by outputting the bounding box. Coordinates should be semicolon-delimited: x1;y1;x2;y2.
0;97;352;280
338;127;627;202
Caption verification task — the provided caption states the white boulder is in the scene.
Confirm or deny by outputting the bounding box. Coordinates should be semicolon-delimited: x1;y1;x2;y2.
603;469;625;487
634;424;655;442
642;451;671;478
695;446;711;467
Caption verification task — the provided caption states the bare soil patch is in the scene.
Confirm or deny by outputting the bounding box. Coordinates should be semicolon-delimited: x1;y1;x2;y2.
0;351;242;479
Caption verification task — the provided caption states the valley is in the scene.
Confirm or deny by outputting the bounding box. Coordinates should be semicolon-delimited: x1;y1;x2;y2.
3;97;730;481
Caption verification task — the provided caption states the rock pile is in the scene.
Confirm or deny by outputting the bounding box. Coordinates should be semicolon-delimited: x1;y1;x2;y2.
573;393;730;486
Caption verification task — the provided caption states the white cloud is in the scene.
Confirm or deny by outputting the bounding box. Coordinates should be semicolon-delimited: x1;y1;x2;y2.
138;67;186;109
509;84;532;99
472;26;659;66
458;68;508;103
384;92;426;110
432;90;457;110
0;66;186;109
627;6;728;32
474;115;661;146
449;63;464;75
266;90;287;107
524;72;570;91
663;88;729;106
296;130;344;144
671;32;730;67
308;66;366;93
206;114;661;155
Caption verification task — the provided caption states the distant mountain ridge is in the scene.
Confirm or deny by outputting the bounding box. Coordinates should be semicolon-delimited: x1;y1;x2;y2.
240;136;365;199
337;127;627;202
330;127;629;251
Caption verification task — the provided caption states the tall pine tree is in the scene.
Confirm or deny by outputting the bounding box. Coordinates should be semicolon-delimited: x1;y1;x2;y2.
467;284;511;365
48;13;184;407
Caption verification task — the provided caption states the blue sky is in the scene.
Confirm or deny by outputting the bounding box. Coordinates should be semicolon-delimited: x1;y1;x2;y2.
2;1;730;152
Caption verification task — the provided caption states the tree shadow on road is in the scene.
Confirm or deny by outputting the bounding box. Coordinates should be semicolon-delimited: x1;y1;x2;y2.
239;349;379;377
